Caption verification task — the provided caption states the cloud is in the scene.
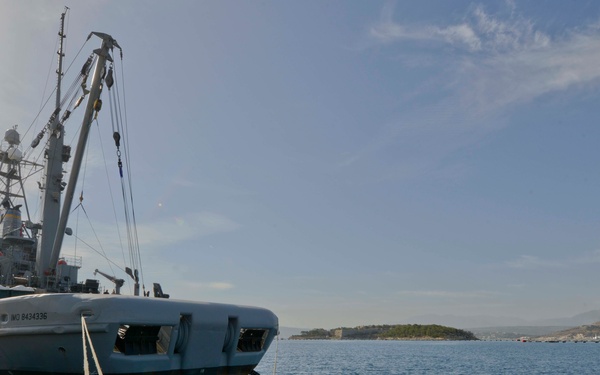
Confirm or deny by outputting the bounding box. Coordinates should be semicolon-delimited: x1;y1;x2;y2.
370;22;481;51
370;4;548;53
396;290;501;299
347;3;600;178
181;281;235;290
370;4;600;113
505;250;600;270
574;249;600;264
124;211;240;249
471;5;549;52
461;33;600;116
61;211;240;264
506;255;563;269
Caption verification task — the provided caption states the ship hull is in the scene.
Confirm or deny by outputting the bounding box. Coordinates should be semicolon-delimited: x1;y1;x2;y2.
0;294;277;374
0;369;256;375
0;369;254;375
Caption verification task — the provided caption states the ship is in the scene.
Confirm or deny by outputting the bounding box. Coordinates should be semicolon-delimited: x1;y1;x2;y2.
0;10;277;375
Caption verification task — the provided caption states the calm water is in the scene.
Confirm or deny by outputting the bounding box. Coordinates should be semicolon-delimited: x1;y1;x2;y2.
254;340;600;374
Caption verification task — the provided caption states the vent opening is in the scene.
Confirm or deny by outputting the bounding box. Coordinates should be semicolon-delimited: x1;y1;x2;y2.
114;324;171;355
237;328;269;352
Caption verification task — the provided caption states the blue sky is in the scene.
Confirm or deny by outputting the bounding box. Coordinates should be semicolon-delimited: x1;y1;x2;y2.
2;1;600;329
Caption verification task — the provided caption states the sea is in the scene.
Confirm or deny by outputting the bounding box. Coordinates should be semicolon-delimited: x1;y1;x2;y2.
253;340;600;374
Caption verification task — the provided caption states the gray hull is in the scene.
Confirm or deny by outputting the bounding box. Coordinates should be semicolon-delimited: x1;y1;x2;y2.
0;294;278;374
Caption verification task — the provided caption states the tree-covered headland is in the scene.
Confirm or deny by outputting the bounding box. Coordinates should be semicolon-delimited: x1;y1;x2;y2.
290;324;477;340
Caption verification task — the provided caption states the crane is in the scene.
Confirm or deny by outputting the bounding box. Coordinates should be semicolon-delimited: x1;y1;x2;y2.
94;269;125;294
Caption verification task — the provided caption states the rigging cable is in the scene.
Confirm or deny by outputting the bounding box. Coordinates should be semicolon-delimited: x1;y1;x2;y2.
21;37;91;144
71;184;116;278
25;53;96;164
29;61;90;169
67;57;117;279
20;54;94;222
107;67;132;271
108;55;146;294
70;132;92;270
104;67;130;281
120;58;146;292
93;117;127;291
72;232;127;274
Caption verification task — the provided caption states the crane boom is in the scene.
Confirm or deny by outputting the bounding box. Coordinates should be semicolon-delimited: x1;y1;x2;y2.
94;269;125;294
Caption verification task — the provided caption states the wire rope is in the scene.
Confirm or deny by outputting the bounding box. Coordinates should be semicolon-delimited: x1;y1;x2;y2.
72;233;126;274
107;56;145;293
94;117;129;292
21;39;91;143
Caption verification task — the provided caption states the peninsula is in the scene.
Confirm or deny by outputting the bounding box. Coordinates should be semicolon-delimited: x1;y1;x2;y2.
289;324;477;340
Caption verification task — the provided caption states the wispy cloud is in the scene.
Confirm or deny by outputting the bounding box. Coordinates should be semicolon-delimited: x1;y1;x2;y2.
349;3;600;177
370;4;548;52
371;21;481;51
460;33;600;117
181;281;235;290
61;211;239;262
506;250;600;269
574;249;600;264
506;255;563;269
120;211;240;249
396;290;502;299
471;5;550;52
372;4;600;113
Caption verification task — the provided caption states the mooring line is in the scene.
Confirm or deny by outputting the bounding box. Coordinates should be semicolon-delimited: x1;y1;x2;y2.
81;315;104;375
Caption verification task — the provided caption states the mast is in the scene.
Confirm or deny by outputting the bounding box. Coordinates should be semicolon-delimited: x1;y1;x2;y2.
35;9;68;281
46;32;120;282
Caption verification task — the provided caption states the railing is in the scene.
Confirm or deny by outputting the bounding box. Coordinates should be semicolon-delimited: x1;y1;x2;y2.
59;254;83;268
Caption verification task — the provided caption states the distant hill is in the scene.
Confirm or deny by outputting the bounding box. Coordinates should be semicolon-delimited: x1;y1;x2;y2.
535;322;600;341
400;314;528;329
289;324;477;341
469;326;572;340
401;309;600;329
536;310;600;327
